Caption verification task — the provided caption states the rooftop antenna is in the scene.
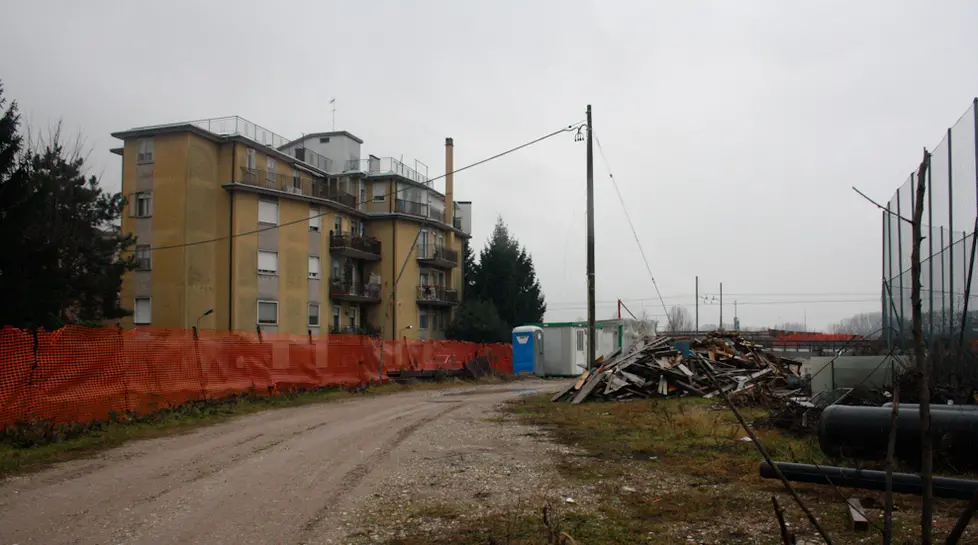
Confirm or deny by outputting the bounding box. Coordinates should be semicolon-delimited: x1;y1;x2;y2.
329;98;336;130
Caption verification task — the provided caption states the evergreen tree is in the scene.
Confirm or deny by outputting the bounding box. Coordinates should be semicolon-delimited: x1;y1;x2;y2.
445;299;509;343
461;237;477;293
469;216;546;328
0;82;135;329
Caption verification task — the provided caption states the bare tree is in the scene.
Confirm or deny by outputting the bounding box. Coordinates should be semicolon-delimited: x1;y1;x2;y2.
830;312;883;336
666;306;693;332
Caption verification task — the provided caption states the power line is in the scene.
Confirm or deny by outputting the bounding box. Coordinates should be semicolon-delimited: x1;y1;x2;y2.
148;121;586;252
592;131;672;325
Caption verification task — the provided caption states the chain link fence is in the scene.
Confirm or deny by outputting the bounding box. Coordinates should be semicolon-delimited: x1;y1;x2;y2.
882;99;978;347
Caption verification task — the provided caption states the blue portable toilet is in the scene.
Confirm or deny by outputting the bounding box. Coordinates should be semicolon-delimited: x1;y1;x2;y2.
512;326;544;374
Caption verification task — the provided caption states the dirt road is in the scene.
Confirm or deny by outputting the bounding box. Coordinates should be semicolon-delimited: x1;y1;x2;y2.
0;380;562;545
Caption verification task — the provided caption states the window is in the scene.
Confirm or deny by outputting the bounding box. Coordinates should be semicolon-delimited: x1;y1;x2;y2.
332;305;340;331
319;136;330;143
258;251;278;275
292;169;301;191
134;298;152;324
308;303;320;327
132;192;152;217
348;306;358;328
135;245;151;271
419;229;429;257
136;139;154;163
332;258;341;279
360;186;366;207
258;198;278;224
308;256;320;279
359;222;366;236
257;301;278;325
309;207;321;231
246;148;256;169
266;157;276;182
419;309;429;330
334;215;343;234
576;330;585;351
372;182;385;201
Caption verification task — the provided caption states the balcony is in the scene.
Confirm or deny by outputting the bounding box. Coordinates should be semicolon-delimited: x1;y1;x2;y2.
417;285;459;307
417;245;458;269
329;278;382;303
395;199;426;217
237;167;358;209
345;157;429;185
329;232;382;261
330;326;380;337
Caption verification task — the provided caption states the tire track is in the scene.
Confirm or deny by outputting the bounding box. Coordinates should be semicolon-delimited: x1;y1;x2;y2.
296;402;465;541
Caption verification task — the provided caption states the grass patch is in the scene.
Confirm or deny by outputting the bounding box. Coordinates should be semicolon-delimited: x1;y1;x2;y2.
386;394;975;544
0;378;501;478
507;394;831;484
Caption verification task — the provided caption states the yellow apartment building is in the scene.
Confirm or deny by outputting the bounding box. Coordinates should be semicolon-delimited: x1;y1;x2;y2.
111;116;471;340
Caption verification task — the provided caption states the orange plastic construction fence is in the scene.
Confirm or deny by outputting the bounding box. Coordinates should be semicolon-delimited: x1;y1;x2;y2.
0;325;513;428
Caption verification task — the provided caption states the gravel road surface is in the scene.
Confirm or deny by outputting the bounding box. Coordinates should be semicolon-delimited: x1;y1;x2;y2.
0;380;563;545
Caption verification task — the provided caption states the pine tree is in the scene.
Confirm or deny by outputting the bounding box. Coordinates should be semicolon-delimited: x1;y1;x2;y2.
0;82;136;329
470;216;546;328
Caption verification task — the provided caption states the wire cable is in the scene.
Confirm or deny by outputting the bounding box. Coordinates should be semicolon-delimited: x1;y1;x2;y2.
148;121;585;252
592;131;672;326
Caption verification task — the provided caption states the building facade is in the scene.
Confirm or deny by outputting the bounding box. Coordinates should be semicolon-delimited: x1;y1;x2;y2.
111;116;469;340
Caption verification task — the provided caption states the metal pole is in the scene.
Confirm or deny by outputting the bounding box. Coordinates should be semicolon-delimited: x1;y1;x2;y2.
720;282;723;331
898;186;905;345
941;227;947;336
586;104;596;372
928;162;934;342
949;128;955;335
695;276;699;332
883;209;888;345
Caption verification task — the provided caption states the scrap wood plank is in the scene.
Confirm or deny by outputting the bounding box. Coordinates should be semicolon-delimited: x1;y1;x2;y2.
551;381;578;402
571;371;608;404
603;373;631;395
846;499;869;532
573;370;591;390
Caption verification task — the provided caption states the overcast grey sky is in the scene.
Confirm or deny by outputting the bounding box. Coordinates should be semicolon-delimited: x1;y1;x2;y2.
2;1;977;330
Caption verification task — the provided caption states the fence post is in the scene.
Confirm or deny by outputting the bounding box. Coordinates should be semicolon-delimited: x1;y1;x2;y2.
928;163;935;343
192;326;205;399
949;127;955;337
256;325;263;343
897;187;905;346
941;229;947;336
117;323;131;415
308;329;313;345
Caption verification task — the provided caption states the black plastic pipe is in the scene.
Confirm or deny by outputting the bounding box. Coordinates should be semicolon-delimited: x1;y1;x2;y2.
760;461;978;500
818;405;978;464
881;402;978;411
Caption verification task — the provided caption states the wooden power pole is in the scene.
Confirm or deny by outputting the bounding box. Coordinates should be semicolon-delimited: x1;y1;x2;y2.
586;105;596;371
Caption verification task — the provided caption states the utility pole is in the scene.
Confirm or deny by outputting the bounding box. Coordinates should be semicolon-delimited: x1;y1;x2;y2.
720;282;723;330
585;105;596;372
695;276;699;332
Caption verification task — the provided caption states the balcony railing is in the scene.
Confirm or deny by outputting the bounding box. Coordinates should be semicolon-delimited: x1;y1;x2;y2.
237;167;360;209
325;187;357;209
290;146;332;173
427;207;445;223
329;277;382;302
395;199;427;217
345;157;429;185
418;245;458;268
416;285;459;306
329;232;382;260
330;326;380;337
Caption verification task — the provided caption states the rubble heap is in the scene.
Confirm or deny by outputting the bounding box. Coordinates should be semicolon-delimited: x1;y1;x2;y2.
551;332;802;403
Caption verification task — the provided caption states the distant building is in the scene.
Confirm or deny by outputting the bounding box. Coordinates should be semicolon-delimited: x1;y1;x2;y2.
111;117;470;339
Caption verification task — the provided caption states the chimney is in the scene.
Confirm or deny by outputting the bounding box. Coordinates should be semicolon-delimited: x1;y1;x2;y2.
445;137;454;225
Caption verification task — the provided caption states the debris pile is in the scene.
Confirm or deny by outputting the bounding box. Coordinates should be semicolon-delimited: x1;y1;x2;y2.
551;332;802;403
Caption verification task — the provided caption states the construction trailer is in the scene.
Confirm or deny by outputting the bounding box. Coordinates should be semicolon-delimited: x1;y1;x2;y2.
524;320;624;377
